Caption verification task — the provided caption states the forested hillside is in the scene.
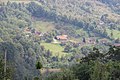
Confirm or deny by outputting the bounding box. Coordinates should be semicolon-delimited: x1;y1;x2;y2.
31;0;120;38
0;2;42;79
99;0;120;14
0;0;120;80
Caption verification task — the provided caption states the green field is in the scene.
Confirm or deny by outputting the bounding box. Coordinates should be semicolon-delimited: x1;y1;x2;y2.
106;29;120;39
33;21;55;32
41;43;69;57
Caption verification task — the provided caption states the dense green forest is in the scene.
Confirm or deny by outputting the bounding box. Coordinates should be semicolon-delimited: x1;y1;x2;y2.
28;0;120;39
0;0;120;80
0;1;42;79
45;46;120;80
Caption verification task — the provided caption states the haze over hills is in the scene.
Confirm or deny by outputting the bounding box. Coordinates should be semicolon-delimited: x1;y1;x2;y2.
2;0;120;26
97;0;120;14
39;0;120;25
31;0;120;39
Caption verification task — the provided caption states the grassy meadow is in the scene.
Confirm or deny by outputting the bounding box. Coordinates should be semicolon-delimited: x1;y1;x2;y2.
41;43;69;57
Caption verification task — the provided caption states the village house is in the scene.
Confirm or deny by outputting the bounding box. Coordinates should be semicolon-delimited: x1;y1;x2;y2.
23;27;32;38
31;28;44;36
34;30;41;36
99;38;109;44
113;43;120;47
99;21;104;25
36;31;41;35
55;35;68;42
24;27;31;33
86;38;96;44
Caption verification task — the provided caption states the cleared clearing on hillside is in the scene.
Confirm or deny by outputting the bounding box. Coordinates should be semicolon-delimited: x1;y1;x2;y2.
33;21;55;32
106;29;120;39
41;43;70;57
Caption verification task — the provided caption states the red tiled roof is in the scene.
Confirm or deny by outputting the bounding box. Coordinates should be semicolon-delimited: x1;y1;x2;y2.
114;43;120;47
56;35;68;40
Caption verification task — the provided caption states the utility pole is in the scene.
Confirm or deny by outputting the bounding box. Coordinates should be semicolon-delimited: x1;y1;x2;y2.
4;49;7;80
